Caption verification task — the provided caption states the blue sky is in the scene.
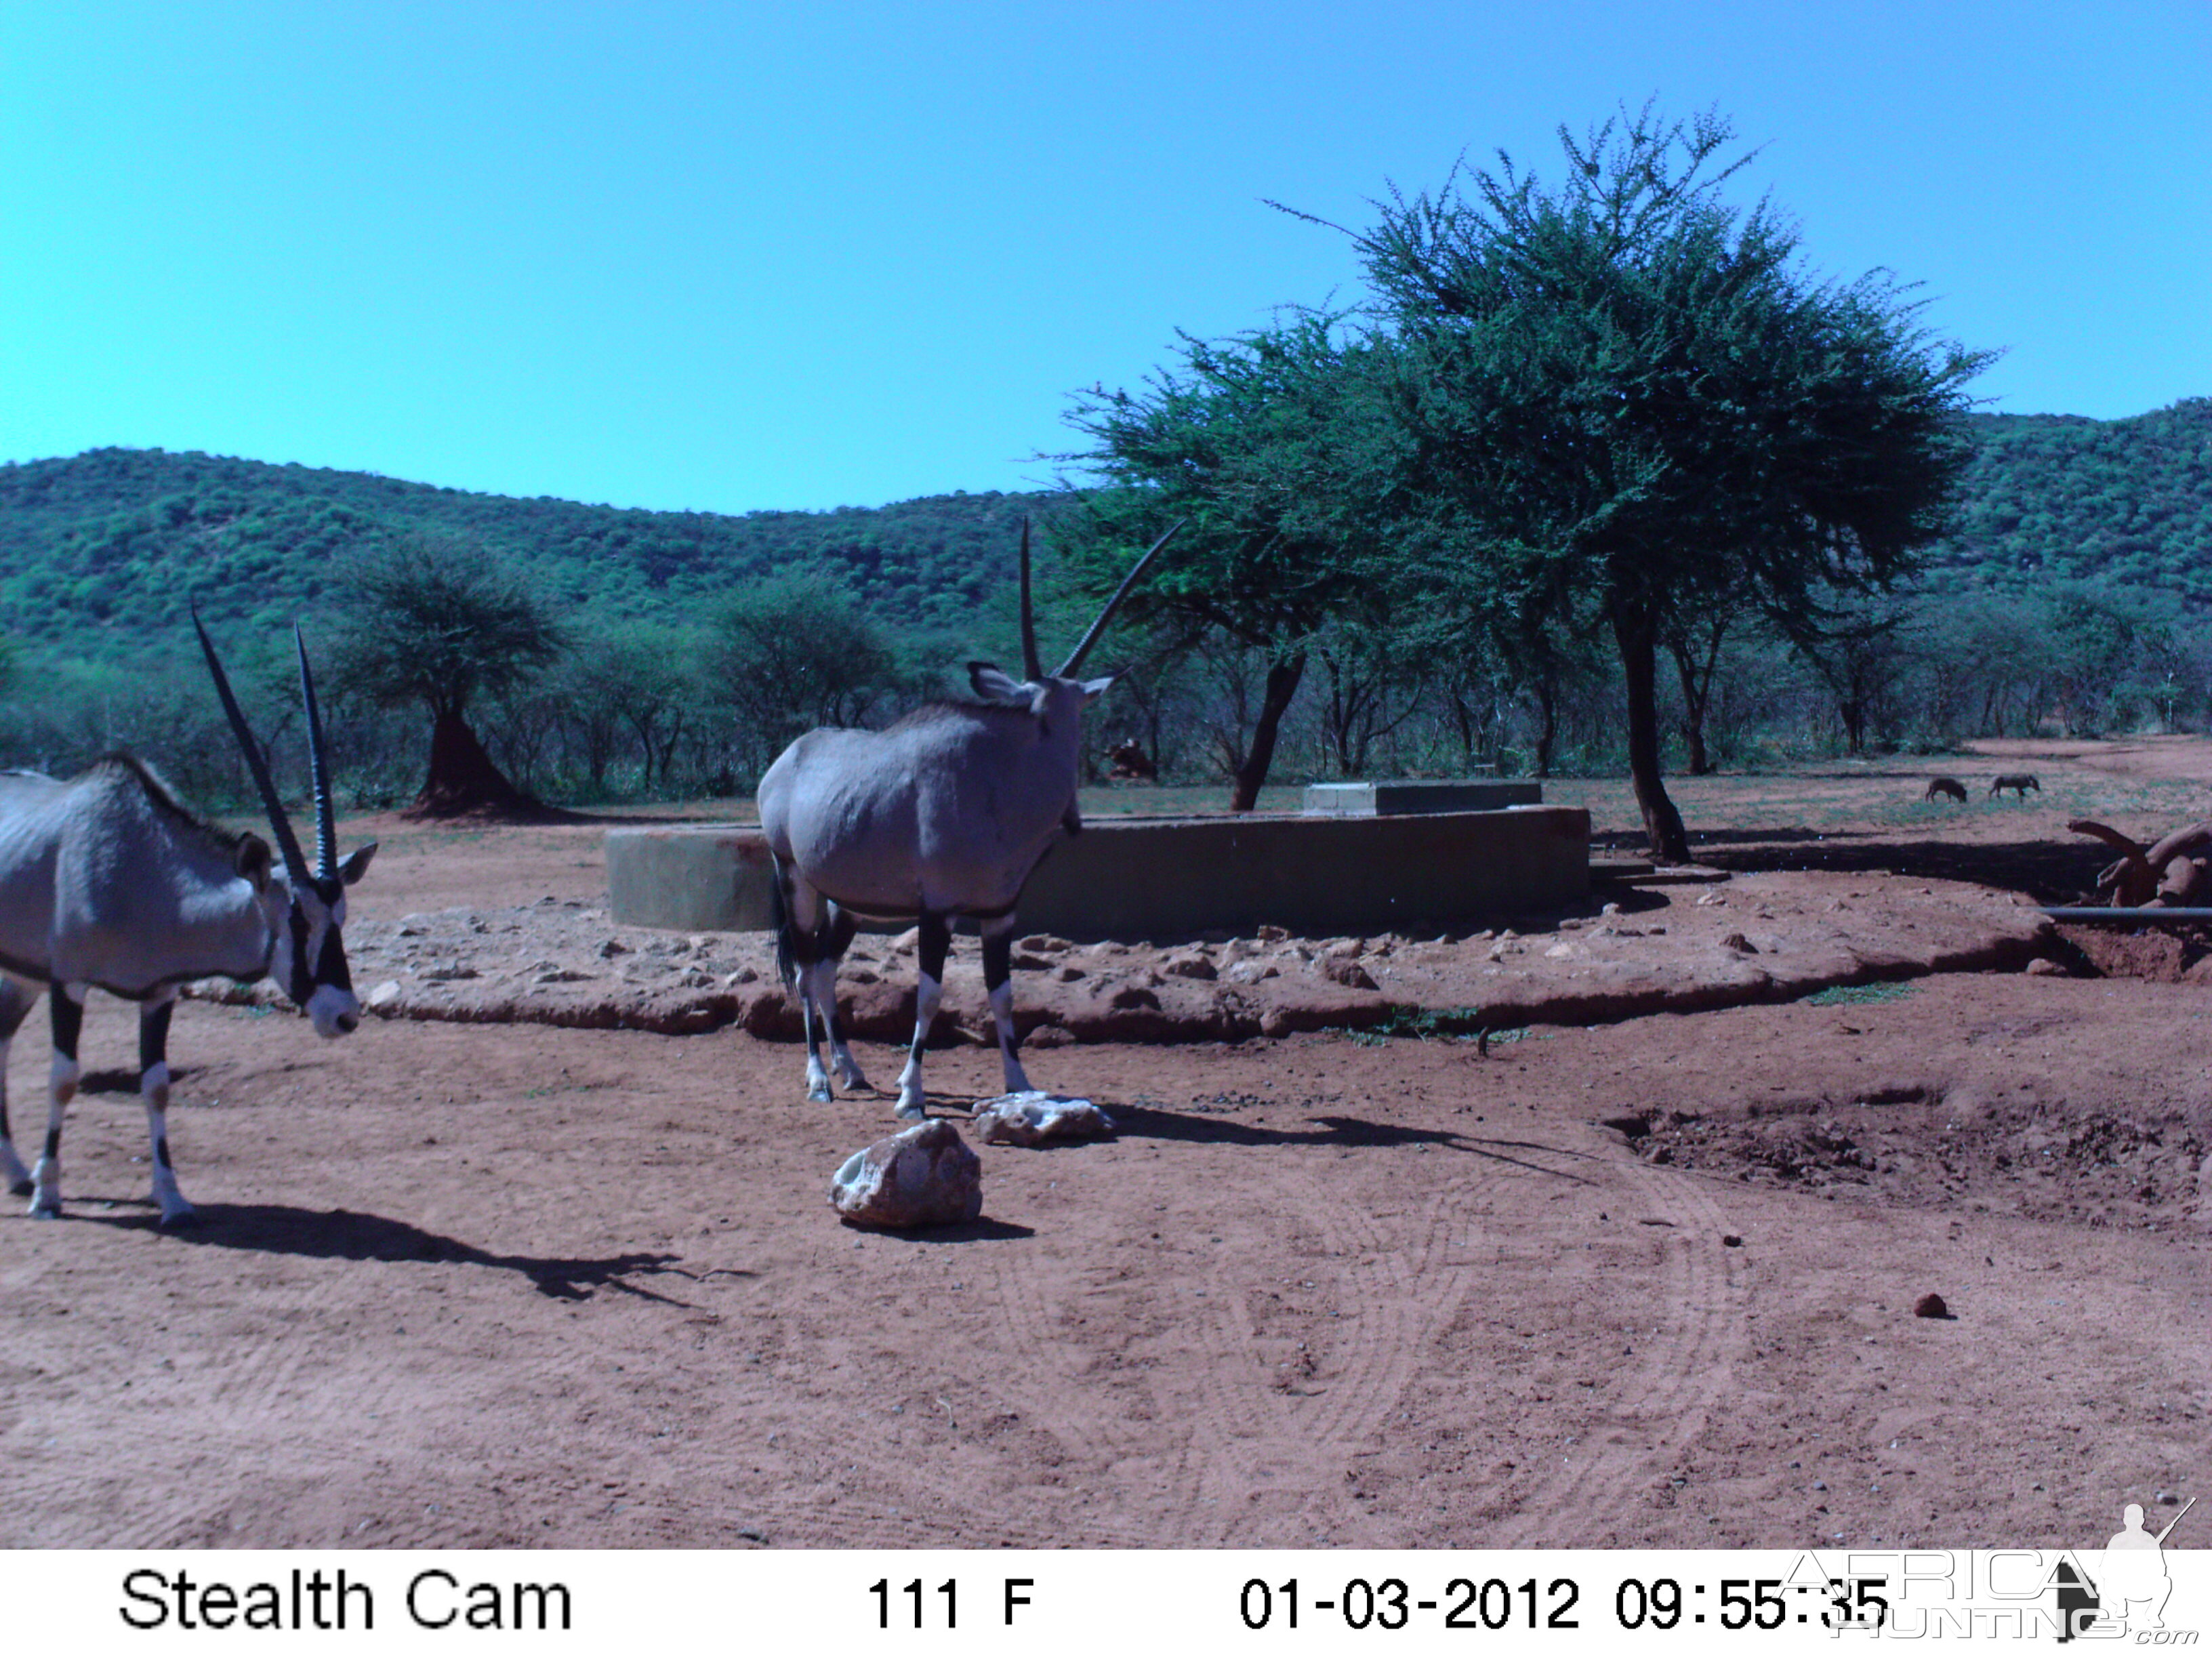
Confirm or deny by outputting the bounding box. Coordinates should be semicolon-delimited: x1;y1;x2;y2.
4;1;2207;514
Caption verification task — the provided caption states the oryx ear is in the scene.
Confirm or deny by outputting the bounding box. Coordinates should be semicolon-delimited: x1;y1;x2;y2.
337;842;378;886
1080;674;1118;703
234;833;274;888
968;661;1025;701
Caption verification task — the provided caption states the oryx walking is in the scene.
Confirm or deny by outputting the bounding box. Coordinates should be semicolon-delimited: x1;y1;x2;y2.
758;521;1175;1118
0;618;375;1225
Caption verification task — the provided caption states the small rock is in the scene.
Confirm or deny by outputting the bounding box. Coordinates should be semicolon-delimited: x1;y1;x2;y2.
598;939;630;958
533;968;595;984
1696;892;1726;907
971;1091;1117;1146
1256;924;1289;943
889;927;920;953
1052;964;1087;983
725;966;760;987
830;1120;983;1230
419;964;478;981
1721;1234;1743;1247
1600;902;1621;916
1322;957;1378;990
1912;1292;1952;1320
1719;932;1756;954
365;981;403;1012
1107;985;1162;1010
1017;933;1074;954
2024;957;2066;976
1162;953;1217;981
1544;943;1577;960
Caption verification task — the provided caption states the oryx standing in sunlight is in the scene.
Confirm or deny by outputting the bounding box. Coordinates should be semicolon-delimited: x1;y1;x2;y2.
0;617;376;1225
758;520;1176;1118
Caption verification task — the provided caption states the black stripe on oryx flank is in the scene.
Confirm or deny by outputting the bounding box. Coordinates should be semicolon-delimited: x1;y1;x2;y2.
140;1001;174;1076
806;885;1024;924
0;943;276;1001
0;946;53;984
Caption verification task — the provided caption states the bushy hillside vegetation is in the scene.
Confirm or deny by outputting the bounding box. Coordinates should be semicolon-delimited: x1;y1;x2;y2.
1;397;2207;813
6;400;2208;663
1923;398;2212;600
0;445;1059;656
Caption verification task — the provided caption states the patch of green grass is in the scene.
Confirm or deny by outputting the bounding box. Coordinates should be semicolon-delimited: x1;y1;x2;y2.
1341;1007;1532;1045
1801;981;1918;1007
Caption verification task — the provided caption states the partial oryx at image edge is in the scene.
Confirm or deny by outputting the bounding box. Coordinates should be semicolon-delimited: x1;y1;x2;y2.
0;616;376;1224
758;520;1177;1117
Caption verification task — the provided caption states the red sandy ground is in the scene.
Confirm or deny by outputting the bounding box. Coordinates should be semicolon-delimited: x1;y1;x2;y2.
1;739;2206;1550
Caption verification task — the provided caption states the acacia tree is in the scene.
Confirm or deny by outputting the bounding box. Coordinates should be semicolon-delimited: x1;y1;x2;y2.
702;570;899;784
1061;314;1405;810
1337;103;1988;857
331;533;567;817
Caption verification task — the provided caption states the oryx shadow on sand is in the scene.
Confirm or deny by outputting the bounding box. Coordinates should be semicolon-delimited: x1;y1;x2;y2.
1096;1102;1604;1186
58;1198;729;1305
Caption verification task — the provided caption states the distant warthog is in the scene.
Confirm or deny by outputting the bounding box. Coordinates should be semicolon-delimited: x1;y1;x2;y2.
1105;738;1158;781
1990;773;2041;798
1923;777;1967;803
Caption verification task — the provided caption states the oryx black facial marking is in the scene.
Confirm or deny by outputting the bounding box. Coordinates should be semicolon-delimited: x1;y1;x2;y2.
758;519;1176;1118
0;618;376;1224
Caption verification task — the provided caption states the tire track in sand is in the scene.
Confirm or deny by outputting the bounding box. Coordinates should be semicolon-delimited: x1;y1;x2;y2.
1488;1154;1750;1547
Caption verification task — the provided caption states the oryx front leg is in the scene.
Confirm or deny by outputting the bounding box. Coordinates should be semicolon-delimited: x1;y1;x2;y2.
139;995;194;1227
30;985;83;1218
980;916;1034;1099
804;956;871;1096
895;914;951;1120
0;977;33;1197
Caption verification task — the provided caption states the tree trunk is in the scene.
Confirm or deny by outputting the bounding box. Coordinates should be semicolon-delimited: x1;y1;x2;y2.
1229;653;1307;813
1668;623;1725;776
408;705;539;819
1614;604;1689;861
1533;669;1559;779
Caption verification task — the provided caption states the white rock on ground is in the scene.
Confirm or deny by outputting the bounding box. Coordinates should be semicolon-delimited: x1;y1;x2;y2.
970;1091;1118;1147
829;1119;983;1229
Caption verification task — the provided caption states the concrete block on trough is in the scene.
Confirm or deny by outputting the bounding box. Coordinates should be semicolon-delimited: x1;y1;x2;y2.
1303;779;1542;815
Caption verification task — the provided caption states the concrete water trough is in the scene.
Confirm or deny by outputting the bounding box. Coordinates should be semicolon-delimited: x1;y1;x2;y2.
607;802;1592;940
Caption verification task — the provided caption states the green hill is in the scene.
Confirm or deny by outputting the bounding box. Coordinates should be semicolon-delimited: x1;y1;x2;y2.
1921;397;2212;601
0;446;1062;661
3;398;2209;668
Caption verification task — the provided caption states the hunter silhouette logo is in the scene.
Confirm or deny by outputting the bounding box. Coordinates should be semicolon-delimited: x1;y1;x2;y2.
2059;1495;2196;1641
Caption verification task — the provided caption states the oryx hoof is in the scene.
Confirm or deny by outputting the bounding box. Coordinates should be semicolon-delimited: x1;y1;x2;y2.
158;1207;201;1231
28;1200;62;1220
835;1065;873;1092
895;1103;928;1122
806;1083;834;1104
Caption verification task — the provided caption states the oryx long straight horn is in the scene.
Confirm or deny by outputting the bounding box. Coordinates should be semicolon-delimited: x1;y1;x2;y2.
192;603;311;890
1019;518;1042;684
295;623;337;882
1052;520;1182;680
